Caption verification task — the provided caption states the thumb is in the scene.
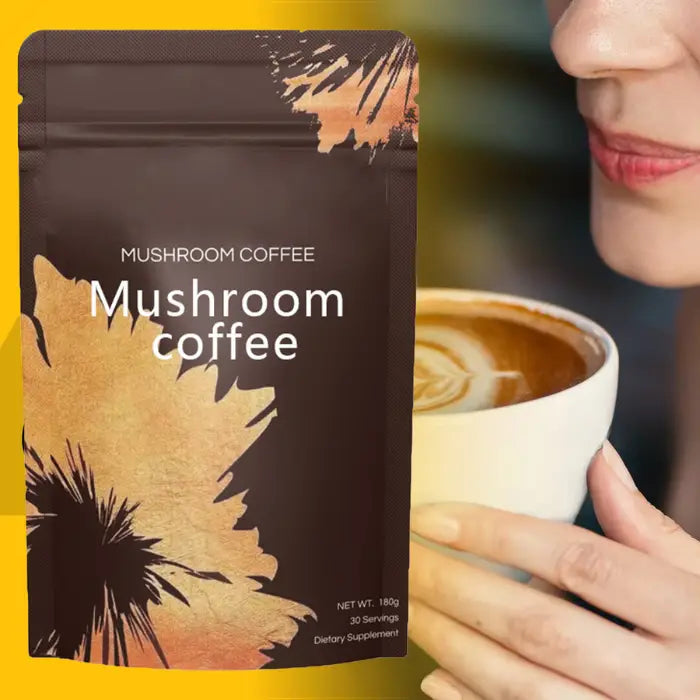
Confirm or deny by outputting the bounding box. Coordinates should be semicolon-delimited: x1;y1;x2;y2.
589;441;700;576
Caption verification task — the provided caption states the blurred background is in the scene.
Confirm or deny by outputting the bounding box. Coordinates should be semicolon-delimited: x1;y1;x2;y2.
385;0;679;525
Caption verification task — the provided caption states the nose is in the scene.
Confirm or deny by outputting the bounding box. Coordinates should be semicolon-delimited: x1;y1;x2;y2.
550;0;684;78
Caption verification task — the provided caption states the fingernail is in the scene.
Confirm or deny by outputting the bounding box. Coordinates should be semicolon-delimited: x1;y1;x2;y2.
411;505;460;544
602;441;637;491
421;673;462;700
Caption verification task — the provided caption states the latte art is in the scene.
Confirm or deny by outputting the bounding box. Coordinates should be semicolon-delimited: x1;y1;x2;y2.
414;325;530;413
414;301;604;414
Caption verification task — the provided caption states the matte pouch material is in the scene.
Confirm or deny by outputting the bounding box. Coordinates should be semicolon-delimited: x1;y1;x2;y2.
19;30;417;670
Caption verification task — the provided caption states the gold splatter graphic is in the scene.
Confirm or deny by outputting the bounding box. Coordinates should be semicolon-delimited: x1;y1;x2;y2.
22;256;313;669
265;33;419;154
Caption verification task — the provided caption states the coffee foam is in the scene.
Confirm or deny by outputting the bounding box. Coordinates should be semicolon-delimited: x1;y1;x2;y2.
414;299;605;414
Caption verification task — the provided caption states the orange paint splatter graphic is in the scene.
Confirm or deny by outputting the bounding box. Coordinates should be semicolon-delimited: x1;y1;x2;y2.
262;33;419;154
24;257;313;669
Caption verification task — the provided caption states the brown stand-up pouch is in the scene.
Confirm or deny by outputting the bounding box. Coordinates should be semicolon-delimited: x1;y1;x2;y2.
19;30;417;670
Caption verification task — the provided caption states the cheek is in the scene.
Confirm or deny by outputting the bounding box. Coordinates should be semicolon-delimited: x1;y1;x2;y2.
545;0;572;25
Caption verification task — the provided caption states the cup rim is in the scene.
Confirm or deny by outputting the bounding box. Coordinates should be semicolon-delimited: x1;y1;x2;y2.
414;287;619;417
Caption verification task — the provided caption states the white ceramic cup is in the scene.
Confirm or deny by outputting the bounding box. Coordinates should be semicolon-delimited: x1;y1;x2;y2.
411;288;619;579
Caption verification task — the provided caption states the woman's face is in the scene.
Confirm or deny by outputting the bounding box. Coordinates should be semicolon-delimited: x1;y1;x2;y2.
546;0;700;287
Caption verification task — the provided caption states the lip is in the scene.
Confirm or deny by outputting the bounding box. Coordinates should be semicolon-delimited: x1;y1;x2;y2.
586;122;700;188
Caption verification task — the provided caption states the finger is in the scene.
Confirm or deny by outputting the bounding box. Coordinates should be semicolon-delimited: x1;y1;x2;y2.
408;598;607;700
589;442;700;576
410;542;664;699
529;576;567;598
421;669;481;700
410;502;700;639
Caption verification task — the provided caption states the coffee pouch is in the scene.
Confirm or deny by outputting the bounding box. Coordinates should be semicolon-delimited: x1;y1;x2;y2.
19;30;418;670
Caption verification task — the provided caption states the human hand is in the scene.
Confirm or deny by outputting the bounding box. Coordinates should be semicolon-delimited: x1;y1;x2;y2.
408;443;700;699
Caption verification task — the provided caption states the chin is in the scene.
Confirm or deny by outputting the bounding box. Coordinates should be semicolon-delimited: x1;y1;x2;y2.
592;231;693;287
590;172;700;289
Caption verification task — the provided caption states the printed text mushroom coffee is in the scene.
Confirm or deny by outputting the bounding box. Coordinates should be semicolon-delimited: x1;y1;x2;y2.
18;30;417;669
